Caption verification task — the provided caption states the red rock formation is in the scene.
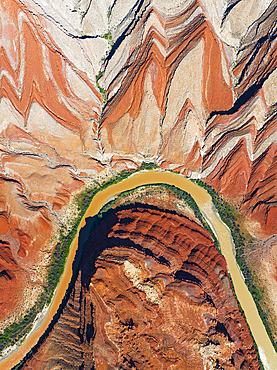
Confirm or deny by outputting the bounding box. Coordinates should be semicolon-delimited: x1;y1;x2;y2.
0;174;54;321
0;240;22;321
204;108;277;236
22;204;260;369
0;0;101;128
0;0;105;325
242;143;277;236
100;2;233;165
206;138;252;200
1;0;277;364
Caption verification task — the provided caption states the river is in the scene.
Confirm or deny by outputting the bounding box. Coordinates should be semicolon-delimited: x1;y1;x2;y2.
1;170;276;369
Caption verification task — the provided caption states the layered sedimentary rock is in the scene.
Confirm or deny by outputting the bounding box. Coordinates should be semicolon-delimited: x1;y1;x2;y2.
100;0;234;172
199;0;277;236
203;97;277;236
22;202;260;370
1;0;277;365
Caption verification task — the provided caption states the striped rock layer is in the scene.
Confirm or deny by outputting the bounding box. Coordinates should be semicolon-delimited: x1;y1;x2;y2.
22;203;260;370
0;0;277;364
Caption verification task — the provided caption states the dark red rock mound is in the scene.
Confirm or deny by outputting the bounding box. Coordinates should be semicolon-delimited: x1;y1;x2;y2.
22;203;260;370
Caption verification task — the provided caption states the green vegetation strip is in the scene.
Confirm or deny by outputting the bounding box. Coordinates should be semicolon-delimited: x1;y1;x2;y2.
195;180;277;355
0;163;158;356
159;184;220;251
95;182;220;251
1;167;267;370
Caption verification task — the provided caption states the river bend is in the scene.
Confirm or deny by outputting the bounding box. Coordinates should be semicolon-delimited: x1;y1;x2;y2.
1;170;276;369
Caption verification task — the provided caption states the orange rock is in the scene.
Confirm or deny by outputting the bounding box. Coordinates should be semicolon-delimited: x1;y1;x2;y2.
22;204;260;370
206;138;251;200
0;216;9;235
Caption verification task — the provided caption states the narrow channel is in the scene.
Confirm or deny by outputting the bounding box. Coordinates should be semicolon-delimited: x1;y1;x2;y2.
1;170;276;369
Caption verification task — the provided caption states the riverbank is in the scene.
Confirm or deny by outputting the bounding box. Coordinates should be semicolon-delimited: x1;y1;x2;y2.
1;170;276;369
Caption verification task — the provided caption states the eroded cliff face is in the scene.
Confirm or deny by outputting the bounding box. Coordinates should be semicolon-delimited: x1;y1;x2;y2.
21;201;260;370
1;0;277;364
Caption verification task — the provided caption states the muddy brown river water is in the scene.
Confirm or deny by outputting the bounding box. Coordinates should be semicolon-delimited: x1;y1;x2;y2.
1;170;276;369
